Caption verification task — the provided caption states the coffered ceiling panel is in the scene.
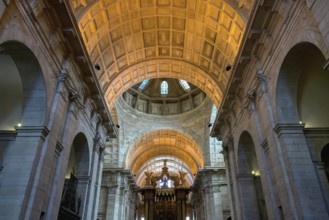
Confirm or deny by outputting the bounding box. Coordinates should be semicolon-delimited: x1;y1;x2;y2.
69;0;251;110
126;130;203;176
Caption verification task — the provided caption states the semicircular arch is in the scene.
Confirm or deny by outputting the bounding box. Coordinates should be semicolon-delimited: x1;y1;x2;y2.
75;0;248;110
105;59;223;109
126;129;204;176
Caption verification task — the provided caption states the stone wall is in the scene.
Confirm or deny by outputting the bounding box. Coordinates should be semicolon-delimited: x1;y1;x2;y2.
214;1;329;219
0;1;112;219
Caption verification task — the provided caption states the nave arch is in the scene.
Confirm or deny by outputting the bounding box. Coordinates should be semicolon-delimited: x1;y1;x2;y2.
125;129;204;186
0;41;47;130
276;42;329;127
59;132;91;218
275;42;329;214
0;40;47;182
236;131;268;220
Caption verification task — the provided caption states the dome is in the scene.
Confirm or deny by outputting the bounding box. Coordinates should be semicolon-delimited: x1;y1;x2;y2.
122;78;206;115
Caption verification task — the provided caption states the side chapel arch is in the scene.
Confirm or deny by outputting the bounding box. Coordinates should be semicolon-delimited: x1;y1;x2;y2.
237;131;267;220
276;42;329;127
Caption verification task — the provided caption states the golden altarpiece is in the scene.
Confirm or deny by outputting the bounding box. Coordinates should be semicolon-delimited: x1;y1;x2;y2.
138;160;192;220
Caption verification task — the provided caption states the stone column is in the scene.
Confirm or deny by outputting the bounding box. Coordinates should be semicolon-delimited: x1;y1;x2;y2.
126;181;137;220
142;188;155;220
314;161;329;210
103;169;137;220
176;188;189;220
24;67;69;220
82;132;104;220
221;143;235;220
274;123;329;219
191;188;203;220
45;92;80;220
192;169;227;220
237;174;261;220
0;126;49;220
76;176;91;217
93;147;105;220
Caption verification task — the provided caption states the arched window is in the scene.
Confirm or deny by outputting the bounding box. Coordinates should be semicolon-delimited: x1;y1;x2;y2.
161;81;168;95
179;79;191;91
139;80;150;91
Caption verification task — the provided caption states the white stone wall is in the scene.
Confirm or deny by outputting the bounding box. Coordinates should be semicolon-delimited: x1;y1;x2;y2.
0;1;110;219
112;97;213;168
216;1;329;219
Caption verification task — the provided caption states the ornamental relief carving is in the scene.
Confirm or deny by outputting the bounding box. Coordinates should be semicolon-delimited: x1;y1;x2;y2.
71;0;87;10
238;0;253;10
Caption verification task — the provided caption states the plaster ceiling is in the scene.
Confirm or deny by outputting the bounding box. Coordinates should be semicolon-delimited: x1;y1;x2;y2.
69;0;251;110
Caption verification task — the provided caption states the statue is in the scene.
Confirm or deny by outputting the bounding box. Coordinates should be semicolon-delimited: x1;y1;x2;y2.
179;171;187;186
160;177;169;188
144;171;153;186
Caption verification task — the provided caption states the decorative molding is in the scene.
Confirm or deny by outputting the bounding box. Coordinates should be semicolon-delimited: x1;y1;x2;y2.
71;0;87;10
55;141;64;157
238;0;253;10
256;70;268;100
0;130;17;141
15;126;50;140
305;0;315;8
236;174;254;181
274;123;305;137
323;59;329;71
261;139;270;154
77;175;91;184
241;90;256;118
314;161;325;169
93;132;101;153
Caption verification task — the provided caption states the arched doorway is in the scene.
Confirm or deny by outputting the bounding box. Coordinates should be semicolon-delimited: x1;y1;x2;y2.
237;131;268;220
58;133;90;220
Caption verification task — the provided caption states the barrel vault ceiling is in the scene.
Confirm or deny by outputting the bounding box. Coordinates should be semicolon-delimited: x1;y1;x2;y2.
69;0;251;109
67;0;253;184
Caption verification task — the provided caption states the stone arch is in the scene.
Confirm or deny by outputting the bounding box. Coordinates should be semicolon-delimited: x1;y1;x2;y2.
135;156;194;187
59;132;90;219
0;41;47;173
125;130;204;181
276;42;329;127
0;41;47;130
74;0;249;111
237;131;267;220
105;59;223;110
